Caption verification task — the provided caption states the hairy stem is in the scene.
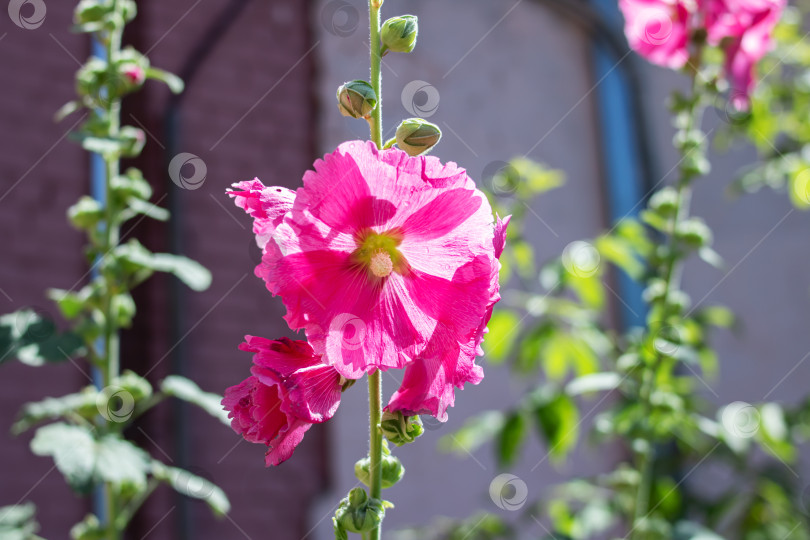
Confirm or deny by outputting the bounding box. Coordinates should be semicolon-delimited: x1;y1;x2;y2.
101;4;123;538
366;1;385;537
367;371;383;540
368;0;383;148
629;56;705;539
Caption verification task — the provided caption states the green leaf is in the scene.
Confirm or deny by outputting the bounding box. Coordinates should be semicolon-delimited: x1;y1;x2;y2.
496;412;527;467
13;389;99;434
116;242;211;291
47;287;92;320
483;310;521;363
70;514;105;540
54;100;80;122
126;198;169;222
161;376;229;425
758;402;796;463
111;168;152;201
511;240;535;278
541;334;599;381
565;372;622;396
145;67;184;94
0;310;85;367
94;436;150;490
595;234;645;279
30;423;96;493
30;424;150;494
531;390;580;463
0;503;40;540
695;306;735;329
698;247;725;270
78;136;126;156
151;462;230;516
439;411;504;456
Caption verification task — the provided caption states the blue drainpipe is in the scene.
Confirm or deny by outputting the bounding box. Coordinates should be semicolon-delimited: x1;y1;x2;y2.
90;37;108;524
588;0;647;328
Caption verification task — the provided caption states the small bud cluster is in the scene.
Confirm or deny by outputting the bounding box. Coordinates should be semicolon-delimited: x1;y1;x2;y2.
335;13;443;156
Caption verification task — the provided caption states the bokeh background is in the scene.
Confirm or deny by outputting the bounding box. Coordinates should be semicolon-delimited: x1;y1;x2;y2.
1;0;808;538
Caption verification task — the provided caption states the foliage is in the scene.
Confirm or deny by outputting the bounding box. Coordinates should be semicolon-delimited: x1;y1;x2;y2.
1;1;227;537
408;9;810;539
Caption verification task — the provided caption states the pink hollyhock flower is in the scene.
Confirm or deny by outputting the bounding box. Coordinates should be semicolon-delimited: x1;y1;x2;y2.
222;336;342;466
228;179;295;251
244;140;506;419
385;214;510;421
619;0;694;69
704;0;785;109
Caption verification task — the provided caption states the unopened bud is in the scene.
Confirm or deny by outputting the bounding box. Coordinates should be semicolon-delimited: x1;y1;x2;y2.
395;118;441;157
120;63;146;87
355;454;405;489
337;80;377;119
119;126;146;157
333;488;386;534
648;187;678;217
381;15;418;54
676;218;712;248
380;410;423;446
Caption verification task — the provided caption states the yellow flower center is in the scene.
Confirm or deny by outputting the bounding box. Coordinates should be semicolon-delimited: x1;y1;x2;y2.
353;230;407;278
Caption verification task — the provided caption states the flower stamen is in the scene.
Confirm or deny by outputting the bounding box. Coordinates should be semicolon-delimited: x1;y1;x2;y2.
369;251;394;278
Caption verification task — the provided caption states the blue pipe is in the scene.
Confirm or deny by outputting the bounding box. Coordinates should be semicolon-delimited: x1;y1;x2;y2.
90;37;108;524
589;0;647;328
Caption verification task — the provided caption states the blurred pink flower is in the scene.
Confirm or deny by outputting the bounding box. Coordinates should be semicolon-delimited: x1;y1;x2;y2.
222;337;342;466
248;140;505;419
620;0;785;109
704;0;785;109
619;0;693;69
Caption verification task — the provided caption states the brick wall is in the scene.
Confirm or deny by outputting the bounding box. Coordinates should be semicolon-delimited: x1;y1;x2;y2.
0;1;327;538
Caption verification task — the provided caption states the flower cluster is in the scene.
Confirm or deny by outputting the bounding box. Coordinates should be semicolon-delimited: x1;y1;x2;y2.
619;0;785;108
223;140;508;464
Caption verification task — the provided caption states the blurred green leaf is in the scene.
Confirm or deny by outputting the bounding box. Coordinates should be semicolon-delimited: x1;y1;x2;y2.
0;310;84;367
484;310;521;363
496;412;526;467
161;375;229;425
566;372;622;397
531;389;579;463
0;502;41;540
13;389;98;434
440;411;504;456
30;423;96;493
151;462;230;516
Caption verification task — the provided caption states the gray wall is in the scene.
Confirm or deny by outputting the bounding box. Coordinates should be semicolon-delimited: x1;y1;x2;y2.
309;0;810;536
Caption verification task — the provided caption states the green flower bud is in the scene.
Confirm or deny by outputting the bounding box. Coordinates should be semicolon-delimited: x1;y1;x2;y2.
333;488;386;534
337;80;377;119
119;126;146;158
380;15;418;54
395;118;442;157
354;454;405;489
675;218;712;248
648;187;678;217
380;410;423;446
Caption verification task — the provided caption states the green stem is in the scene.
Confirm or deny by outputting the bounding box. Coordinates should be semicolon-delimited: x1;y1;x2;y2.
100;8;123;539
367;371;383;540
365;3;384;539
368;0;383;148
629;56;704;539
